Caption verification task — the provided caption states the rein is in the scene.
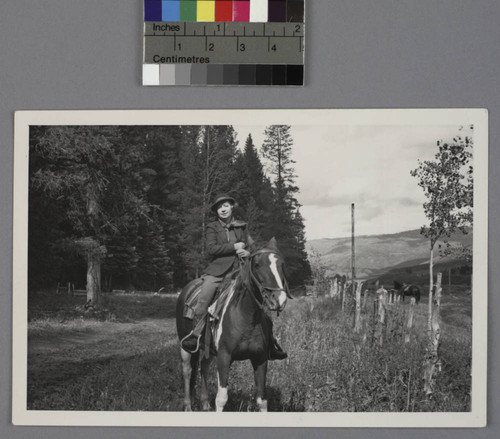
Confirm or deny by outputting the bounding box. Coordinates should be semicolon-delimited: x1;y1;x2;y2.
241;249;292;314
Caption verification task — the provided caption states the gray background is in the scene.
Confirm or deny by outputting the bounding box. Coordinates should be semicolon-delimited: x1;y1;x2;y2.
0;0;498;437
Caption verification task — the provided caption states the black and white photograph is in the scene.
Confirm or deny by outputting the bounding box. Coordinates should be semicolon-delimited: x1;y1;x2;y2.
12;109;488;427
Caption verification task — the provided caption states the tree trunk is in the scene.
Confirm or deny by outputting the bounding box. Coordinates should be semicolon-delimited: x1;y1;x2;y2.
427;245;434;334
201;127;210;261
87;251;102;305
424;272;443;396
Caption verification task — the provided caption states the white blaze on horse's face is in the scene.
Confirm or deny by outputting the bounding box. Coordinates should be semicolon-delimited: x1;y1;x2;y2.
269;254;287;309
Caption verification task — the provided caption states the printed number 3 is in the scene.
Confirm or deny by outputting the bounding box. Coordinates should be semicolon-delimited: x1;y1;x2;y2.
239;43;246;51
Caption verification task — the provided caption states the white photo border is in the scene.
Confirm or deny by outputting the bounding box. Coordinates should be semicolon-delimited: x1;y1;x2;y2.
13;109;488;427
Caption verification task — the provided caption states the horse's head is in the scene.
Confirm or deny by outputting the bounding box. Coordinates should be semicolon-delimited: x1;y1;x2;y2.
247;238;291;313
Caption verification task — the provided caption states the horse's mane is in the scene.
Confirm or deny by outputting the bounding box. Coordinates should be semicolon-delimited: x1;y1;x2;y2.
236;256;253;292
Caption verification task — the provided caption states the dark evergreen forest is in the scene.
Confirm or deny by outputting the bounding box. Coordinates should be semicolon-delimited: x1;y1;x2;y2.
28;125;311;297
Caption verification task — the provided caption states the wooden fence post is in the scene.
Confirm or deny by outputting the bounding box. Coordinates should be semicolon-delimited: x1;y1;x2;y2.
330;279;339;300
362;286;369;310
405;297;416;343
341;282;346;312
354;281;363;333
424;272;443;396
376;288;388;346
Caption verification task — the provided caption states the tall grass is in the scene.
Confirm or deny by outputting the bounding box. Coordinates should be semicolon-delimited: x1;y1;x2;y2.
228;295;471;412
27;291;471;411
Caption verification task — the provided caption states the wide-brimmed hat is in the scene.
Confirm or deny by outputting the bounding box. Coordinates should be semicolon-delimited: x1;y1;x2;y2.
210;194;236;212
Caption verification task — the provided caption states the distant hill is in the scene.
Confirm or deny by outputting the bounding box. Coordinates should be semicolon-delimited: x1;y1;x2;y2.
306;228;472;279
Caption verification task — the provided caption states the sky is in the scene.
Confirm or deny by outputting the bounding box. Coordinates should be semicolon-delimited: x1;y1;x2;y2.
232;124;471;241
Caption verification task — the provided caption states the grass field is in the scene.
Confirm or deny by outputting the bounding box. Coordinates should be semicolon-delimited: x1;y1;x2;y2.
27;287;471;411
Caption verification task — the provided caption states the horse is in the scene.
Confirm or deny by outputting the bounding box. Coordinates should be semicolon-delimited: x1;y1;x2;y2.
393;281;421;304
175;238;291;412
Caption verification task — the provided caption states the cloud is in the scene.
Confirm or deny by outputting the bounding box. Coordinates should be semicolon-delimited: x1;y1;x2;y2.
233;123;464;239
397;197;422;207
358;205;384;221
299;190;370;207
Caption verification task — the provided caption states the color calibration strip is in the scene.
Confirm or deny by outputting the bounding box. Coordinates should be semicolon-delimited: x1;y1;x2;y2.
143;1;305;86
144;0;304;23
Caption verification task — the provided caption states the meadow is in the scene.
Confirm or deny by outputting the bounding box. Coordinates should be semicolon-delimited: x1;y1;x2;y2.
27;287;471;411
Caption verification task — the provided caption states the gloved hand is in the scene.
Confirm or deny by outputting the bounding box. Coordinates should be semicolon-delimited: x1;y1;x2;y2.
234;242;246;250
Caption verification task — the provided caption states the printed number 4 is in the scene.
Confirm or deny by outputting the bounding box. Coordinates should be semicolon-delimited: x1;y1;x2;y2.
271;44;277;52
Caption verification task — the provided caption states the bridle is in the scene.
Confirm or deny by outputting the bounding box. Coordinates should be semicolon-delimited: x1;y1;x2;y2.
242;249;292;313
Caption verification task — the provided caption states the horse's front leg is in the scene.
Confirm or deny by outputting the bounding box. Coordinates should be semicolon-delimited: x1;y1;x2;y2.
251;358;268;412
215;351;231;412
200;355;213;411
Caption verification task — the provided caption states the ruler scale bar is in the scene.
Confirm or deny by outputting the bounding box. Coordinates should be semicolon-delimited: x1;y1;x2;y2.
144;23;303;64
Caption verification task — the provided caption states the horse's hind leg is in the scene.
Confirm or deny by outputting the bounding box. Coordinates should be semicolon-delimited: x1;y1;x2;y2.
180;348;198;411
251;358;268;412
200;355;213;411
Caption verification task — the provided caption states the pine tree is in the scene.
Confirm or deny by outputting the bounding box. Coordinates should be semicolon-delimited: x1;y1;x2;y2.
260;125;311;286
177;125;240;279
233;134;274;241
30;126;151;303
136;126;186;289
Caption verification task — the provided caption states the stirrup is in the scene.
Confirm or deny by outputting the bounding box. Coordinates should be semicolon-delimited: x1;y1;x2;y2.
180;330;202;354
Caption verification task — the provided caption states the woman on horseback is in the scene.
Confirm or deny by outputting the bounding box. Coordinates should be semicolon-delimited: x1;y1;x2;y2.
181;194;287;360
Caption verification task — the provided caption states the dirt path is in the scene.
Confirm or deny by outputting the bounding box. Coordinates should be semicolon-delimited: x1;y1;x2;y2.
28;318;178;363
27;317;187;410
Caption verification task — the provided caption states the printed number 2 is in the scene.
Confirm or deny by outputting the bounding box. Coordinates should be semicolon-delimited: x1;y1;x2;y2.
208;43;214;51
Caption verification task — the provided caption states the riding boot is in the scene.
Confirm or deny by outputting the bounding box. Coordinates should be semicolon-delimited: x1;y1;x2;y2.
181;313;207;353
269;336;288;360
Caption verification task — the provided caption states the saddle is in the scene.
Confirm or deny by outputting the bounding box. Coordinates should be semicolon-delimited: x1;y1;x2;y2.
183;272;239;358
183;270;239;321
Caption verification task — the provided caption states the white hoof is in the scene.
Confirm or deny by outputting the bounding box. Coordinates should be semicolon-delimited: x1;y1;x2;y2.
257;398;268;412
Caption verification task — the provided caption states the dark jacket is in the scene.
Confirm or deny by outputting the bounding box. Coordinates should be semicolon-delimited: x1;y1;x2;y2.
204;219;254;277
